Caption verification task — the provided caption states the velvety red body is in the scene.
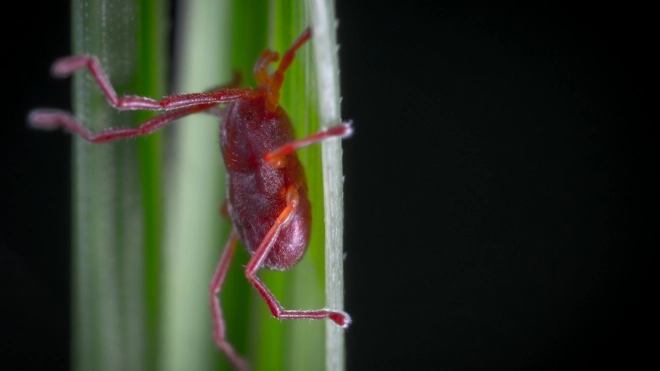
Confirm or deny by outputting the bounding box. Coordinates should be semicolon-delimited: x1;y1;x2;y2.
220;96;311;271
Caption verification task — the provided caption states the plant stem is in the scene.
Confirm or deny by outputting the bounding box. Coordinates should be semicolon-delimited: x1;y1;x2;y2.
161;0;234;370
71;0;166;370
307;1;348;370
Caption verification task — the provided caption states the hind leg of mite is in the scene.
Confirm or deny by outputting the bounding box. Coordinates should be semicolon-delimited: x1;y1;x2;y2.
245;186;351;327
209;229;250;371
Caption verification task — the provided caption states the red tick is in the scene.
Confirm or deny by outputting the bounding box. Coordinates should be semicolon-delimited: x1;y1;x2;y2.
28;27;351;371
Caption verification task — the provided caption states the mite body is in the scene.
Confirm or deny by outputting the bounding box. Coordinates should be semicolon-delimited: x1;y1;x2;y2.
29;28;351;371
222;97;311;270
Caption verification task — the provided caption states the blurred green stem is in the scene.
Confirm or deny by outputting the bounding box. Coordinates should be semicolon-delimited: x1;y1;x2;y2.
71;0;166;370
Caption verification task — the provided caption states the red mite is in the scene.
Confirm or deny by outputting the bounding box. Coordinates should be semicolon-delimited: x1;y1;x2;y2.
29;27;351;370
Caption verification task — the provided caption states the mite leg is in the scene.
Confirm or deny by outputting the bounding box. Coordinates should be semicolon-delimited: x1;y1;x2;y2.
245;186;351;328
264;121;354;168
209;229;250;371
160;70;255;108
48;55;261;111
265;27;313;112
28;103;216;143
253;49;279;86
180;74;239;118
195;70;247;113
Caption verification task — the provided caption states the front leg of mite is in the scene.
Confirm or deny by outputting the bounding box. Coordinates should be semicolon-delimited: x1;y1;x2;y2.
244;186;351;327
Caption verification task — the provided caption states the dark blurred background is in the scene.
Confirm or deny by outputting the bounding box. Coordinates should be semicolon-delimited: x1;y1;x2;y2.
1;1;653;370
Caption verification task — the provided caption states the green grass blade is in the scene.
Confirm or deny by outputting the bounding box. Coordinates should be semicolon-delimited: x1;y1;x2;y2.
161;1;235;370
269;1;348;370
135;2;168;367
271;3;325;371
70;0;166;371
307;1;348;370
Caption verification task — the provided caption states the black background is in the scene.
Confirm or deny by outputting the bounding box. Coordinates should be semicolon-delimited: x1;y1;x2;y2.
1;1;653;370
